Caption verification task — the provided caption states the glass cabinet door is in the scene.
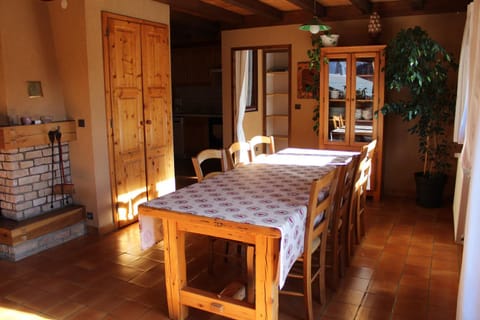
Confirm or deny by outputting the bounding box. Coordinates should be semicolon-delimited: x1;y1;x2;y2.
326;56;348;143
352;55;376;144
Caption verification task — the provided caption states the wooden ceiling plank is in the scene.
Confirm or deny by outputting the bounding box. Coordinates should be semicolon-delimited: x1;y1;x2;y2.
162;0;469;31
154;0;244;25
285;0;313;12
286;0;327;17
349;0;372;14
410;0;424;10
221;0;283;20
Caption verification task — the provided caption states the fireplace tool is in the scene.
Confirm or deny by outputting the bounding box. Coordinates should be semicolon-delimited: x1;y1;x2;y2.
48;129;57;208
53;128;75;206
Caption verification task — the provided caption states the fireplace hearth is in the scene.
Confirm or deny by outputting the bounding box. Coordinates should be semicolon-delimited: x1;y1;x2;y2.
0;121;86;261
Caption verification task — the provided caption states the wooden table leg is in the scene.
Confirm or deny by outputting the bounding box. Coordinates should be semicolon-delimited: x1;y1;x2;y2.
255;235;279;320
163;219;188;319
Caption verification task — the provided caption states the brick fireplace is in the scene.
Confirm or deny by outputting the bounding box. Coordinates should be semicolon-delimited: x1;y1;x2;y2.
0;121;86;261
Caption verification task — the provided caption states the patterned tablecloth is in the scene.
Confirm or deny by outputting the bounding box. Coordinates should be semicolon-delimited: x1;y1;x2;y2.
139;148;354;288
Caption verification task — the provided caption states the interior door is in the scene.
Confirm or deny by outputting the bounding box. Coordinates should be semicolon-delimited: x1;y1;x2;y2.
104;14;175;228
107;17;147;227
141;23;175;200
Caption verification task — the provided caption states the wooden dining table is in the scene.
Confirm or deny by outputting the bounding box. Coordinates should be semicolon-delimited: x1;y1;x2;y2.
138;148;357;320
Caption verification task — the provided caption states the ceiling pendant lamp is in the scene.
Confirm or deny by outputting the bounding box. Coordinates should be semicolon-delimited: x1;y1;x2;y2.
299;0;330;34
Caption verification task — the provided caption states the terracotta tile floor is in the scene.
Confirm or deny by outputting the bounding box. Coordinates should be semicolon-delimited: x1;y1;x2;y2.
0;197;462;319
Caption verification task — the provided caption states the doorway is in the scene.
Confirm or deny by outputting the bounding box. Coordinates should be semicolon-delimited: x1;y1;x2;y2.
232;45;291;148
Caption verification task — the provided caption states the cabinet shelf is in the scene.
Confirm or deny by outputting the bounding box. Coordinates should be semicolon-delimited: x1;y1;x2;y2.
355;119;373;124
266;70;288;75
266;92;288;96
264;49;289;149
266;114;288;119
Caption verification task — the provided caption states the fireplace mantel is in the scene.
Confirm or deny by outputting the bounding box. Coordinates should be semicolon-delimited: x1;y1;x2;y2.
0;120;77;149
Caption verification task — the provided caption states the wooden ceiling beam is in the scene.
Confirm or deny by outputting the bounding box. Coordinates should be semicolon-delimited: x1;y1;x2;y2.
221;0;283;20
349;0;372;14
154;0;243;25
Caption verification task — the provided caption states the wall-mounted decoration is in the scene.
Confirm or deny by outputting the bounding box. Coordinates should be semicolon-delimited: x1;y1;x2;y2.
297;62;315;99
27;81;43;98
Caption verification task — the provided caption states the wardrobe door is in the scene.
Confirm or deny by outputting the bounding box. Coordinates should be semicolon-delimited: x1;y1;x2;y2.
141;24;175;200
107;17;147;226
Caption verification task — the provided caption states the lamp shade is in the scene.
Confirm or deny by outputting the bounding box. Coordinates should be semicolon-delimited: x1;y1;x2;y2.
299;16;331;34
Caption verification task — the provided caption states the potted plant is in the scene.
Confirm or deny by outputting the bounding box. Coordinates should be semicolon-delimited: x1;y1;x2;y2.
379;26;457;207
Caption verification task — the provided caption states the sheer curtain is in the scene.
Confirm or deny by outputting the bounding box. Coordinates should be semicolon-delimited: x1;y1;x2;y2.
234;50;253;162
456;0;480;318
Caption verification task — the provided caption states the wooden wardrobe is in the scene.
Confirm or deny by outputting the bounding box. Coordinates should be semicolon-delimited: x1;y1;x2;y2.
102;12;174;227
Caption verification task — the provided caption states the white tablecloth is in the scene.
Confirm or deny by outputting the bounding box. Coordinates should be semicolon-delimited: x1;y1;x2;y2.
139;148;352;288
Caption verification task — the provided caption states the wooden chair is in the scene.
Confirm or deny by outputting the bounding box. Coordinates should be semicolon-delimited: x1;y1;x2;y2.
346;148;368;264
326;153;360;290
346;139;377;263
354;139;377;243
330;115;345;140
355;140;376;243
249;135;275;161
280;167;339;320
226;141;251;169
191;148;228;182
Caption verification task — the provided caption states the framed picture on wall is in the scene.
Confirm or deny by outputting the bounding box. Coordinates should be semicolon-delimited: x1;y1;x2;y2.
297;62;315;99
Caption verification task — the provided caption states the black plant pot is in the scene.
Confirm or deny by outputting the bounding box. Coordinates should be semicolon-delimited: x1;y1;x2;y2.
414;172;447;208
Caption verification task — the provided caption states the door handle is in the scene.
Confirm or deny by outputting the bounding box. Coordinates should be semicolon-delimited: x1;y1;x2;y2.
145;119;152;125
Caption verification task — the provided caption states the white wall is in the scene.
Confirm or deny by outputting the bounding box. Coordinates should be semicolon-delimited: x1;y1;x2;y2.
0;0;66;125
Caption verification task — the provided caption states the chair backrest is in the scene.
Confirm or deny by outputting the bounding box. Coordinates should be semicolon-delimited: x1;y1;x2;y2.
332;115;345;129
249;135;275;161
354;147;369;190
361;139;376;184
332;116;341;129
365;139;377;162
330;153;361;235
304;168;339;257
356;152;372;191
192;148;228;182
226;141;251;169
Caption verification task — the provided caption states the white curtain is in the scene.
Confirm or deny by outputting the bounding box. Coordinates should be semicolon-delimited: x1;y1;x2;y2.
457;1;480;319
234;50;253;162
453;5;471;144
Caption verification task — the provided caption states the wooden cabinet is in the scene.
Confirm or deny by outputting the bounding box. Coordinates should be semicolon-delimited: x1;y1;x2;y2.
103;13;175;227
319;45;385;200
264;48;290;151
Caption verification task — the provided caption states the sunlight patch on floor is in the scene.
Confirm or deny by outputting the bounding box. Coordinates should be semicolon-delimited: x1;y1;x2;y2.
0;307;51;319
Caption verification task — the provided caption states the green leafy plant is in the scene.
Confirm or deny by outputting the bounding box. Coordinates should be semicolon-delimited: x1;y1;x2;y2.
379;26;457;176
306;34;322;134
